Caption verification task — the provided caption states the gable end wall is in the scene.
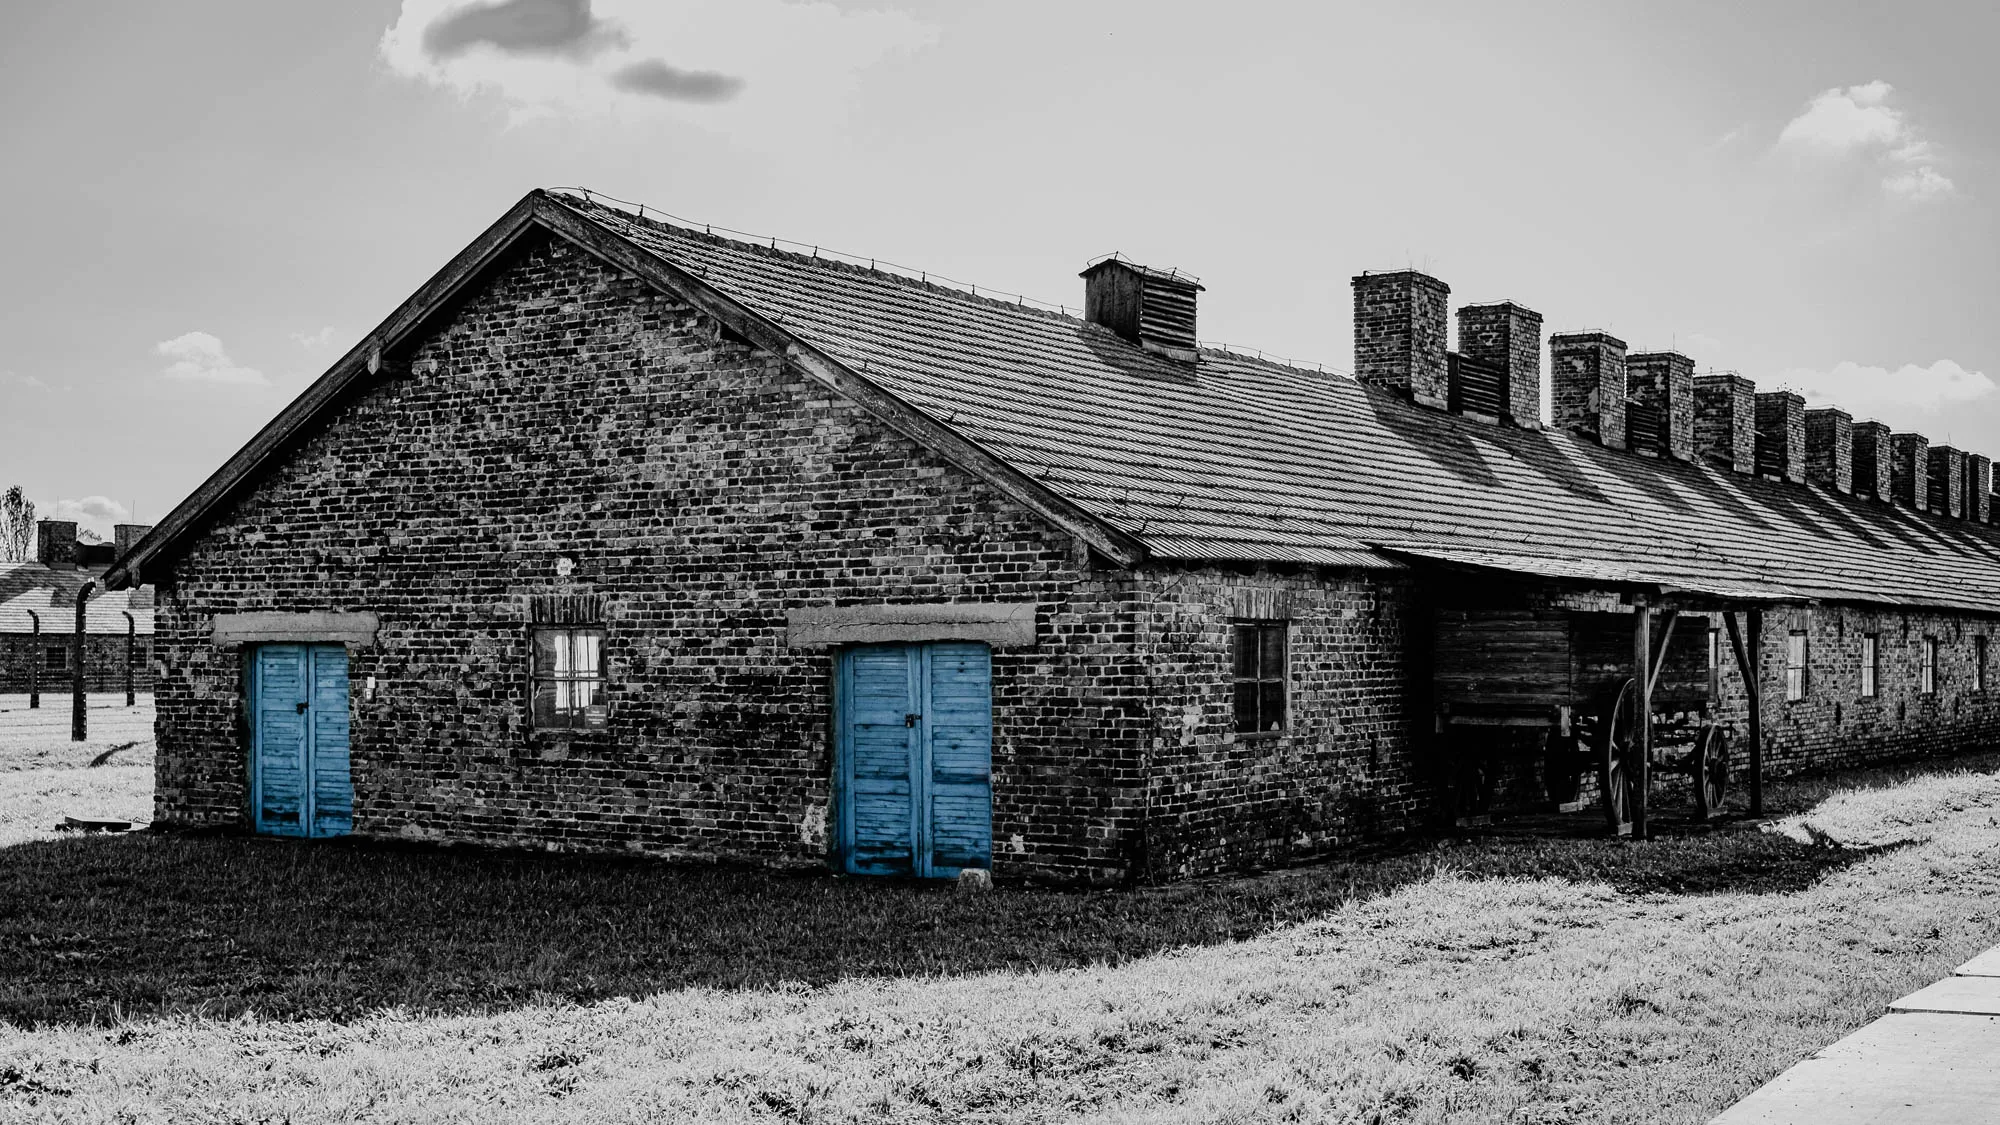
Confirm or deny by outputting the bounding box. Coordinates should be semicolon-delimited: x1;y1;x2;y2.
149;232;1152;883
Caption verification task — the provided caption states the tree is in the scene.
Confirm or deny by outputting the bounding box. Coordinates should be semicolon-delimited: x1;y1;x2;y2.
0;487;32;562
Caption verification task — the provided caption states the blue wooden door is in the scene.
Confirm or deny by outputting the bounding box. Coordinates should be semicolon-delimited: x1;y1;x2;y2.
251;643;352;838
836;642;992;877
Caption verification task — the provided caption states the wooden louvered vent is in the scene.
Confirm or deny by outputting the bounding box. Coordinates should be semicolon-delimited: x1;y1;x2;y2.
1626;401;1664;456
1447;353;1508;419
1080;256;1205;364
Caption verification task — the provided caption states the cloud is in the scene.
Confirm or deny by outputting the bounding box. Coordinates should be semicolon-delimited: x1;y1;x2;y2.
1884;165;1956;202
421;0;627;60
42;496;133;541
1778;81;1904;150
1775;81;1956;202
0;370;50;391
1776;359;1995;416
155;331;269;386
379;0;936;134
609;58;744;103
290;325;339;350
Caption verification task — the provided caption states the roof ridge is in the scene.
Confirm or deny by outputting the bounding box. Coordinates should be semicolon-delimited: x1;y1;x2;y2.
548;190;1090;327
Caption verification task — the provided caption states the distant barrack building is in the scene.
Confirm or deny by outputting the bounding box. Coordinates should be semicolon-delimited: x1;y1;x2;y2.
104;189;2000;882
1;521;154;695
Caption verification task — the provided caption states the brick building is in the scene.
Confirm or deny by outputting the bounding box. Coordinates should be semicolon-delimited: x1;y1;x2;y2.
105;189;2000;882
2;521;154;696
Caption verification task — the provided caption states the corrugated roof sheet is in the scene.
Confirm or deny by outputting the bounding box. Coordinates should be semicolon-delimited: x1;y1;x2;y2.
571;198;2000;614
0;565;154;635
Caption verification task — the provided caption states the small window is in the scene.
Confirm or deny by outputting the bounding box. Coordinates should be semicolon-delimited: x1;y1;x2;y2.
1707;628;1721;697
44;646;67;672
1231;622;1288;735
1785;631;1808;702
1860;634;1879;698
1977;636;1989;693
1922;637;1939;695
530;626;607;729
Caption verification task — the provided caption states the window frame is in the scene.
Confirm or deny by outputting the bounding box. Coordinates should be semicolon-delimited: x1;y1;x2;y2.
1230;620;1289;737
44;645;67;673
1921;636;1939;696
1707;627;1722;699
1859;633;1879;699
528;624;609;731
1784;630;1808;703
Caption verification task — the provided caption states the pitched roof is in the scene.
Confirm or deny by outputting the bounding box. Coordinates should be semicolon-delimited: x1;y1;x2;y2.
0;565;154;635
110;188;2000;616
559;195;2000;613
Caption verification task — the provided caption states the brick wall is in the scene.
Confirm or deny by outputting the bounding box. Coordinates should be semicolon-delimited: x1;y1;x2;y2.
1892;433;1929;510
145;228;2000;885
1755;391;1805;483
1710;607;2000;779
1352;271;1450;409
1626;352;1695;461
1455;302;1543;429
1929;447;1966;519
1693;374;1756;473
152;232;1155;884
0;633;152;694
1127;568;1423;880
1852;421;1893;500
1550;333;1628;450
1804;408;1854;493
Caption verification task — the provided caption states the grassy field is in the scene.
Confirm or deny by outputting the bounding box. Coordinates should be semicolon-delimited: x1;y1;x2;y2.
0;731;1996;1122
0;694;153;848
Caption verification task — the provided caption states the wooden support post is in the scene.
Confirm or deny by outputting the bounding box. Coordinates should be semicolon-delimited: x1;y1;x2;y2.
71;581;94;742
1634;597;1652;840
26;609;39;710
1746;608;1764;816
1723;609;1765;817
1646;609;1680;698
122;611;135;707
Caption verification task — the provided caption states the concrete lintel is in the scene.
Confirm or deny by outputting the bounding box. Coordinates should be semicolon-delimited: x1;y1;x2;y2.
211;611;381;648
786;602;1037;649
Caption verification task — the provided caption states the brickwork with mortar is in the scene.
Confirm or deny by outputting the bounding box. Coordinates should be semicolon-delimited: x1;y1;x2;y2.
147;228;2000;884
152;233;1162;883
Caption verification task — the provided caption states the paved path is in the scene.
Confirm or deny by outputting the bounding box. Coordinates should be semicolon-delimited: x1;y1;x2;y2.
1711;946;2000;1123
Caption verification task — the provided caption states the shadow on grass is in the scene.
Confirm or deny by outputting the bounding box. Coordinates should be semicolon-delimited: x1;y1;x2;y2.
0;812;1910;1028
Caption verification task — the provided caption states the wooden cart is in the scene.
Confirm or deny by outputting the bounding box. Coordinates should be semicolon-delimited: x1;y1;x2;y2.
1433;598;1740;836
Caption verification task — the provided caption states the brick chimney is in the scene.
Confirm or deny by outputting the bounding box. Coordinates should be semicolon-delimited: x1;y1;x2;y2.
1967;454;1992;523
1549;332;1628;449
35;520;77;570
1890;433;1929;509
1455;302;1543;428
1929;446;1965;518
1625;352;1695;460
1803;407;1853;493
113;523;152;560
1753;391;1805;484
1352;270;1450;408
1851;421;1893;501
1693;373;1755;473
1080;256;1204;364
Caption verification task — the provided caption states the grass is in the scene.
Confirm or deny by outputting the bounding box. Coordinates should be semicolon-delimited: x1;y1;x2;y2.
0;694;153;848
0;730;1997;1122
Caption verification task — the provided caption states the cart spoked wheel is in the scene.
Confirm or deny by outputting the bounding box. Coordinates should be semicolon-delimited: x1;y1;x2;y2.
1693;724;1730;820
1595;678;1639;834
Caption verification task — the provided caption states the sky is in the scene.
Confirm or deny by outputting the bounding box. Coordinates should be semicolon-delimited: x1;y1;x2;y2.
3;1;1998;539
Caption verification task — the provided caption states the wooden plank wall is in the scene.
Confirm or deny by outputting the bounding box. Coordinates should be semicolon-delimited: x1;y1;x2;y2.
1571;611;1713;706
1433;609;1573;709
